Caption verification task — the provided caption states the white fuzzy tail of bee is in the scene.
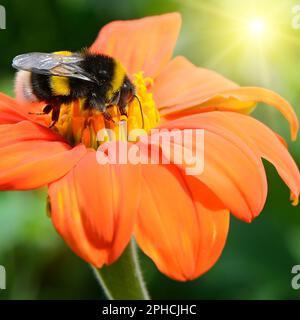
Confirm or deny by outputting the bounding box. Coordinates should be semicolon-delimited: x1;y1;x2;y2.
14;70;38;102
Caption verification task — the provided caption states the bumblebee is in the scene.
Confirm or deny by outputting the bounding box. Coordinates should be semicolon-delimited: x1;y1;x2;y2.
12;50;143;127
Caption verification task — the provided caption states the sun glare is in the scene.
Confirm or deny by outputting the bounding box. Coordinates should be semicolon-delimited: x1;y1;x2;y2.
248;18;266;37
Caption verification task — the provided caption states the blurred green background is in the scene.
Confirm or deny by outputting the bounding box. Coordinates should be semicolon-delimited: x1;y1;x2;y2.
0;0;299;299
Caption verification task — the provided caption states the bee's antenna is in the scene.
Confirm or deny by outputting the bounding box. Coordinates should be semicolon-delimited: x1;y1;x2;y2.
133;95;144;129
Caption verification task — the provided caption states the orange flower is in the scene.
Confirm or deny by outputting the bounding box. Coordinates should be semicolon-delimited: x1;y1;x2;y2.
0;13;299;281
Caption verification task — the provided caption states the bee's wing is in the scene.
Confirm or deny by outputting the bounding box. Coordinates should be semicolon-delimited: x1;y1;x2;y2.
12;52;95;82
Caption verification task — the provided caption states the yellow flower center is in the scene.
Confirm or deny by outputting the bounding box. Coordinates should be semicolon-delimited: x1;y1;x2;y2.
53;72;159;149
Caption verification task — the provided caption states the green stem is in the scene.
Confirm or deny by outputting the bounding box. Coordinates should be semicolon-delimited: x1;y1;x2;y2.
93;239;150;300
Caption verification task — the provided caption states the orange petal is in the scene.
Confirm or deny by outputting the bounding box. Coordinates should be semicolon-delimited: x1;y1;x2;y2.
154;58;298;140
0;93;50;126
0;93;28;124
158;118;268;222
48;151;141;268
215;88;299;141
193;111;300;204
154;56;239;112
89;13;181;78
135;164;229;281
0;120;87;190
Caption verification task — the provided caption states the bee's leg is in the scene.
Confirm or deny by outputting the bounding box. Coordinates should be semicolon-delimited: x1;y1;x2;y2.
49;105;61;128
43;104;53;114
109;91;121;105
119;106;128;117
29;104;53;115
88;97;115;125
102;110;115;124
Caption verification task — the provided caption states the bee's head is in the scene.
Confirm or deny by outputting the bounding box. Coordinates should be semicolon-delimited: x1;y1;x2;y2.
120;77;144;128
